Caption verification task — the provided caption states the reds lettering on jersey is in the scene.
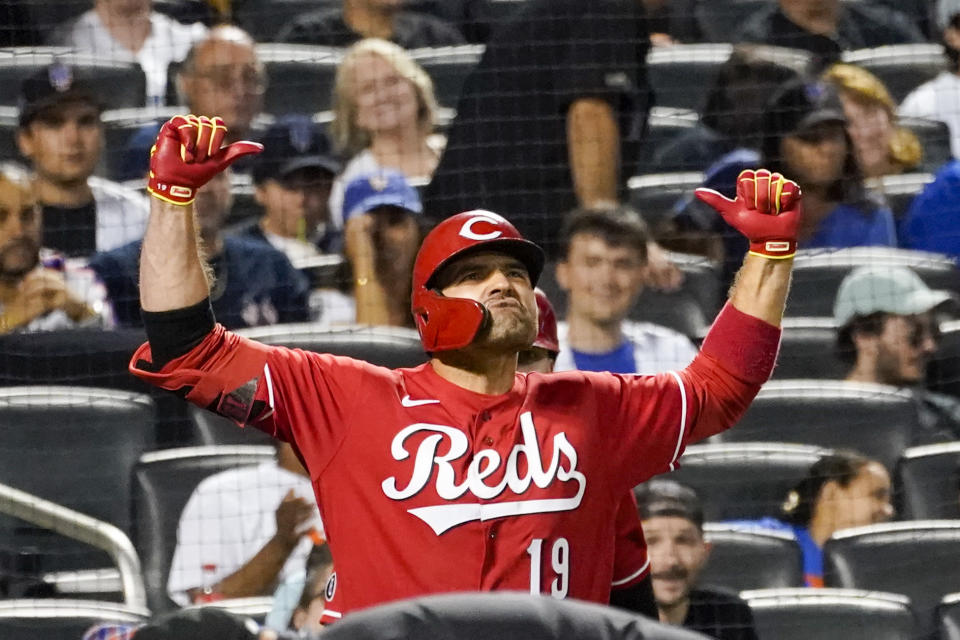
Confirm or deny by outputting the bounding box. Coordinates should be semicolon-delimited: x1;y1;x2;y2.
130;309;772;619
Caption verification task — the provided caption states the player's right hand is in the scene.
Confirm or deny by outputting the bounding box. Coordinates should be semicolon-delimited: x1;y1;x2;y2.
147;115;263;206
694;169;801;259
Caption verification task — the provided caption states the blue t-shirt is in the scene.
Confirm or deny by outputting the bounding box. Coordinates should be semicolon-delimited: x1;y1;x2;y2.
724;517;823;587
803;202;897;249
900;159;960;258
571;341;638;374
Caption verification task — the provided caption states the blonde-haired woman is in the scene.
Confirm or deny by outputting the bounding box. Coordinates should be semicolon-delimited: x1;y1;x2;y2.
823;63;922;178
328;38;443;227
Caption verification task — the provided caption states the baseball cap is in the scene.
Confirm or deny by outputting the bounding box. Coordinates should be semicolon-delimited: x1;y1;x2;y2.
634;479;704;530
833;266;955;328
253;115;341;184
764;78;846;138
343;169;423;221
19;62;103;127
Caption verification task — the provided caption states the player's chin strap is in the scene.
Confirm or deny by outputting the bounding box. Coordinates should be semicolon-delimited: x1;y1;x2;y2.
412;287;490;352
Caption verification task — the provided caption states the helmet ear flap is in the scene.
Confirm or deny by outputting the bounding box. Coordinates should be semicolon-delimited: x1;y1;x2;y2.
412;287;487;352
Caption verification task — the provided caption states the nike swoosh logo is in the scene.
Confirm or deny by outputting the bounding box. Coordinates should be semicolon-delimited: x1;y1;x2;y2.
401;395;440;407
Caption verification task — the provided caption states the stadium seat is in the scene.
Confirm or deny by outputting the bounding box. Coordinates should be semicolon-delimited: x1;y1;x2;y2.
940;593;960;640
131;445;275;612
865;172;934;220
786;247;960;318
256;44;344;116
741;588;916;640
0;387;155;572
695;0;768;43
187;405;274;447
714;380;918;470
929;319;960;399
630;251;723;338
773;317;846;380
409;45;484;110
895;441;960;520
319;592;712;640
841;44;947;104
235;324;427;369
99;106;182;180
667;443;825;520
0;599;148;640
700;525;804;591
186;597;274;624
900;117;954;174
627;172;704;228
824;520;960;638
235;0;338;41
635;107;699;174
0;49;146;110
0;106;17;164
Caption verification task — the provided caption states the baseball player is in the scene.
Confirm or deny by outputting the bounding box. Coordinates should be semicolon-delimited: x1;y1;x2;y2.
131;115;799;621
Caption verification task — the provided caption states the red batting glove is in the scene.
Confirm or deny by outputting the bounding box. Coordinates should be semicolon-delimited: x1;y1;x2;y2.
147;114;263;206
694;169;802;259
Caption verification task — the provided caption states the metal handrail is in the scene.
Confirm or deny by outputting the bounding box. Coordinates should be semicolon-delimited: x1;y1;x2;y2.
0;482;147;610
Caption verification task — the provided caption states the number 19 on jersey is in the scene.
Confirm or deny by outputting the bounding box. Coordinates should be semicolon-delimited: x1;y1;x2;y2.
526;537;570;598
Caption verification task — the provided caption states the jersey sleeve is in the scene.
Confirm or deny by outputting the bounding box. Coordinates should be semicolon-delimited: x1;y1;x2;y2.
602;303;781;487
611;492;649;589
129;325;367;473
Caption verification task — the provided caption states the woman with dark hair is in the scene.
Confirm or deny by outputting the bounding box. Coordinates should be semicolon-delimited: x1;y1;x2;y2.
727;451;893;587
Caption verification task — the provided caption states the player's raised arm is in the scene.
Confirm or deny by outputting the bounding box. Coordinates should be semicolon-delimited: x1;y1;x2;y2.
140;115;262;313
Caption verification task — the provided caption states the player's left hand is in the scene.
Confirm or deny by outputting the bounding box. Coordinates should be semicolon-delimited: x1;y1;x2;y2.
694;169;801;259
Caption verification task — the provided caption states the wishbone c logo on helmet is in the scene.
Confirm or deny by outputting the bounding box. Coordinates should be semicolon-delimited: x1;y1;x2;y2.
411;210;545;352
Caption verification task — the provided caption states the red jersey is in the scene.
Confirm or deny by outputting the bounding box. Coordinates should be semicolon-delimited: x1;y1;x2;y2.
130;303;779;618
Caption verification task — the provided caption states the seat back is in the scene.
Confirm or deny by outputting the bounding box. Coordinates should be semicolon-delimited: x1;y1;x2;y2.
701;525;804;591
0;599;148;640
716;380;917;469
895;442;960;520
636;107;699;173
409;45;484;109
928;320;960;400
901;117;954;173
866;173;934;220
256;44;343;115
841;44;947;103
236;324;427;368
773;318;846;380
235;0;338;41
694;0;769;43
0;106;17;164
667;443;824;520
646;43;733;112
824;521;960;638
786;247;960;318
0;49;146;109
742;588;916;640
628;172;704;228
131;446;275;613
939;593;960;640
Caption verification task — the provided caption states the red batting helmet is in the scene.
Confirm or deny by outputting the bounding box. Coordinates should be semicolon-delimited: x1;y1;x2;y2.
533;288;559;355
412;210;545;352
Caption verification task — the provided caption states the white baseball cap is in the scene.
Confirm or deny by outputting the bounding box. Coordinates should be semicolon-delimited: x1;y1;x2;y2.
833;266;954;327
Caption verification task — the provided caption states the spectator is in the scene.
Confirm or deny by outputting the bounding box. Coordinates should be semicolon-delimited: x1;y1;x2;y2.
727;451;893;587
266;543;336;633
672;78;896;286
554;207;698;373
901;158;960;257
167;440;323;606
50;0;207;106
16;64;150;257
90;170;311;328
822;63;922;178
834;265;960;441
328;39;443;228
277;0;464;49
424;0;651;256
120;25;265;181
342;169;424;327
652;44;807;174
636;479;759;640
900;10;960;158
735;0;923;70
0;171;111;334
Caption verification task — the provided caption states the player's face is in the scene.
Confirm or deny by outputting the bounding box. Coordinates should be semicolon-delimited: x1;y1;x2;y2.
869;313;939;386
185;39;264;134
827;462;893;531
351;53;421;136
644;516;710;610
779;122;847;189
438;252;538;352
0;180;41;282
557;233;645;326
17;102;102;186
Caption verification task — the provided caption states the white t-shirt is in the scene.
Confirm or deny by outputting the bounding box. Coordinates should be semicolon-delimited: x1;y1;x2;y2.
55;10;208;105
899;71;960;158
554;320;699;374
167;462;323;607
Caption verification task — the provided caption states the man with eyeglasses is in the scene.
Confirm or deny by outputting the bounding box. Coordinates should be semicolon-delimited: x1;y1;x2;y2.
120;25;266;181
834;265;960;440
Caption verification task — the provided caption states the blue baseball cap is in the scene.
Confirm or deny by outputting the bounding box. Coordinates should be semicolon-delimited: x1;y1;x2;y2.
342;169;423;221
